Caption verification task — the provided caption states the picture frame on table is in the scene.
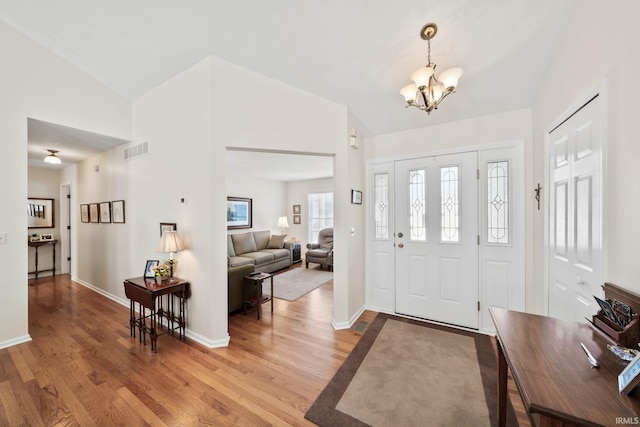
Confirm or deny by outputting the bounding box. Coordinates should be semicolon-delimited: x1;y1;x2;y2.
144;260;159;279
227;197;252;230
160;222;177;236
351;189;363;205
89;203;99;223
619;353;640;395
80;204;90;223
99;201;111;223
112;200;125;223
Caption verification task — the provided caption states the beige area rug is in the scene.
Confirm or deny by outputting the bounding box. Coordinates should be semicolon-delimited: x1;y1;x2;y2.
305;313;518;427
261;267;333;301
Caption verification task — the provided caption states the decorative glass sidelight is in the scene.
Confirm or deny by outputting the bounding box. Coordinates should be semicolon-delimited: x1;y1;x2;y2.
440;166;460;242
487;161;510;244
374;173;389;239
409;169;427;241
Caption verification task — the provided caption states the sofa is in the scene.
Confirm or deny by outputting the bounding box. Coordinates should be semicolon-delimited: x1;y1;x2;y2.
227;230;293;273
228;264;255;313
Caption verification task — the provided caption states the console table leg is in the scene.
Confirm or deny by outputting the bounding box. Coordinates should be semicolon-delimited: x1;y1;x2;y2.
497;339;507;427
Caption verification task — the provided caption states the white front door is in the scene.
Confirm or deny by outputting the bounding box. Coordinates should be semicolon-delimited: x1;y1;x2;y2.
394;152;479;328
548;94;604;322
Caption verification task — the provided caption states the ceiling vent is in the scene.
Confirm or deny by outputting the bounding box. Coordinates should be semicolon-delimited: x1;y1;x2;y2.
124;141;149;161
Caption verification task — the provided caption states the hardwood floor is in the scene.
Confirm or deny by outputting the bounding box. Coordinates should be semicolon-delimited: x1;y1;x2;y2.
0;272;529;426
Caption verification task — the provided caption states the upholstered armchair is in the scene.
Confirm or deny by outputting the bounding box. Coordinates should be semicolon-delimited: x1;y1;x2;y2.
306;228;333;271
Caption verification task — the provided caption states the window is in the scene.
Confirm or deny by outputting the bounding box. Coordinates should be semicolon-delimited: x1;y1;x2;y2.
374;173;389;239
308;192;333;242
440;165;460;242
487;161;510;244
409;169;427;241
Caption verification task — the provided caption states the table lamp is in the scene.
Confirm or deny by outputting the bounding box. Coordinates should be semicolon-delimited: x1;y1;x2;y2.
277;216;289;235
158;230;184;282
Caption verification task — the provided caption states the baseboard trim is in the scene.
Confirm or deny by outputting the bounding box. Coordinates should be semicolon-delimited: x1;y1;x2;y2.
332;305;366;330
0;334;32;350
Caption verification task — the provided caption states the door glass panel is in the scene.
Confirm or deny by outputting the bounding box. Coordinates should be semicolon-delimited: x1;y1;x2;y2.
374;173;389;239
409;169;427;241
440;166;459;242
487;161;510;244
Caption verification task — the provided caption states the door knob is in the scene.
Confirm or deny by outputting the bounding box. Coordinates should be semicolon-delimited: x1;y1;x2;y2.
397;243;404;248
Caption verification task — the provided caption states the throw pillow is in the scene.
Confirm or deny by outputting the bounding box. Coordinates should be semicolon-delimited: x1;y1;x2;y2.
231;232;257;254
267;234;287;249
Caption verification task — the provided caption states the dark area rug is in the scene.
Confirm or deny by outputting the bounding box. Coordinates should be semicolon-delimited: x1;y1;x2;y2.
305;313;518;427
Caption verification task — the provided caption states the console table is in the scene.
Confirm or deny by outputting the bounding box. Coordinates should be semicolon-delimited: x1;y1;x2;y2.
28;239;57;279
123;276;189;352
490;307;640;427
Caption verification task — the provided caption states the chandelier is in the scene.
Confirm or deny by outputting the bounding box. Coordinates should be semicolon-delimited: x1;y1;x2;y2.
400;23;463;114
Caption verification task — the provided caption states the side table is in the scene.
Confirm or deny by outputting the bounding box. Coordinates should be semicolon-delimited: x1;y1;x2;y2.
123;276;189;352
289;241;302;264
28;239;58;279
243;272;273;319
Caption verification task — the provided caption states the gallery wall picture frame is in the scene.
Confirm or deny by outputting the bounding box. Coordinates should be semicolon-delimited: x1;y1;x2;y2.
227;197;252;230
89;203;99;223
144;260;159;279
293;204;301;214
99;201;112;223
293;215;301;225
80;204;90;223
112;200;125;223
351;189;363;205
160;222;177;236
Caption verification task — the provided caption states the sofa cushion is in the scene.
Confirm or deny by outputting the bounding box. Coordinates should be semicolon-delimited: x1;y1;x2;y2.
267;234;287;249
263;248;289;260
227;235;236;257
307;248;331;257
231;232;257;255
253;230;271;251
228;256;254;268
242;251;274;265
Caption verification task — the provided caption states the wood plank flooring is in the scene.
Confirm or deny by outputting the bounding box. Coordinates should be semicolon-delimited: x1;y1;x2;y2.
0;271;529;426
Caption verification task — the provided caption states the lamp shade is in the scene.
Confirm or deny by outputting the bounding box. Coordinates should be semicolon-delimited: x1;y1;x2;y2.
277;216;289;228
410;66;434;88
158;230;184;253
438;67;463;90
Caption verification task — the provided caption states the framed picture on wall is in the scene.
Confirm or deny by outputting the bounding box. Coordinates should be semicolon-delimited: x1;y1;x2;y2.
80;204;89;223
89;203;99;223
293;215;301;225
227;197;252;230
160;222;177;236
351;189;363;205
293;204;301;214
99;201;111;223
112;200;125;223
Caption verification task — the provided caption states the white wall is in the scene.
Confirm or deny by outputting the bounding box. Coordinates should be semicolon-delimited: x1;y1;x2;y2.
227;173;286;235
364;109;535;310
0;21;132;349
27;167;61;277
531;1;640;301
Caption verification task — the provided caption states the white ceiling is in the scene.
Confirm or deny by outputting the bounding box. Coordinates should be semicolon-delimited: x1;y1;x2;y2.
5;1;577;175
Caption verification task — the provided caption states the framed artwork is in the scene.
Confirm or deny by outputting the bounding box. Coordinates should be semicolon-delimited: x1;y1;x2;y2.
80;204;90;223
27;197;54;228
112;200;125;223
619;353;640;395
144;260;159;279
227;197;252;230
351;189;363;205
293;215;301;225
99;201;111;223
40;234;54;241
160;222;177;236
89;203;99;223
293;204;301;214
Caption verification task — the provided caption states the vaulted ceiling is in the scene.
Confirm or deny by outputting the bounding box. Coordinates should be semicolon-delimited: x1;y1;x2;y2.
1;0;576;138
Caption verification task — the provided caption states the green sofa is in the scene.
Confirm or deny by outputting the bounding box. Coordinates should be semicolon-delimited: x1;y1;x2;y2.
228;264;255;313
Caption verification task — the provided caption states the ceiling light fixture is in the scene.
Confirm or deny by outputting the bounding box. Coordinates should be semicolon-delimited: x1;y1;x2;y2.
400;23;463;114
44;149;62;165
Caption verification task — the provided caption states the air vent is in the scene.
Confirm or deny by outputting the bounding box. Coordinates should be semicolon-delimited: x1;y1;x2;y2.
124;141;149;161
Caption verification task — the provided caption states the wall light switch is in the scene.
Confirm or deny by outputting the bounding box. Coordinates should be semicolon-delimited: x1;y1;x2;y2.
0;232;6;244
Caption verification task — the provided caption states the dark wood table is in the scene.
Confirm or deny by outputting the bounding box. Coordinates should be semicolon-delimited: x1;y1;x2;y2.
123;276;189;352
490;307;640;427
28;239;57;279
243;272;273;319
